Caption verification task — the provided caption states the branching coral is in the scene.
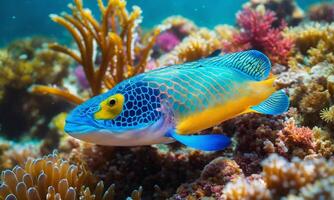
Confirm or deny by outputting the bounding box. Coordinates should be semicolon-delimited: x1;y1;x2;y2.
223;178;271;200
277;119;315;158
32;0;162;104
224;8;294;65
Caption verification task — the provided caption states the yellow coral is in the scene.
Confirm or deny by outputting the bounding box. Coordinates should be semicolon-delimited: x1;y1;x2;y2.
33;0;161;104
0;38;71;102
312;127;334;158
285;22;334;68
0;151;114;200
320;106;334;122
158;28;220;66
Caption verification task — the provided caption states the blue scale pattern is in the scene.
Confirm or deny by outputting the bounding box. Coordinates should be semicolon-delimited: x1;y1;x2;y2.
102;78;162;129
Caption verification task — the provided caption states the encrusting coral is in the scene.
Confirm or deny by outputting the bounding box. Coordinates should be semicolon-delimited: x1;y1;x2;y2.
32;0;162;104
285;22;334;68
223;7;294;65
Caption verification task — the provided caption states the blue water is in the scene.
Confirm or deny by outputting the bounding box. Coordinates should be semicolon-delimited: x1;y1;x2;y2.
0;0;329;46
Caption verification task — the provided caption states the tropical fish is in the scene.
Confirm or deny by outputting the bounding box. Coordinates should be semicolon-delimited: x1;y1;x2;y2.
64;50;289;151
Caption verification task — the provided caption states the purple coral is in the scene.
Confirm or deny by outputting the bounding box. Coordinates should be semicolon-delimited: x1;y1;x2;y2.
224;8;294;65
74;65;89;89
156;31;181;52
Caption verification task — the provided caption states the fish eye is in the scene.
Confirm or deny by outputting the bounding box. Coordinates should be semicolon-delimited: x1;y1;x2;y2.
108;98;117;107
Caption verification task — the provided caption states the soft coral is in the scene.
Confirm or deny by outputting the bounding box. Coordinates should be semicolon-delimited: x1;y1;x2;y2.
224;8;294;65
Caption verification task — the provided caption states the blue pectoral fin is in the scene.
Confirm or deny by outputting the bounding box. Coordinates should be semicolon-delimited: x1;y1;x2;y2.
166;130;231;151
251;89;290;115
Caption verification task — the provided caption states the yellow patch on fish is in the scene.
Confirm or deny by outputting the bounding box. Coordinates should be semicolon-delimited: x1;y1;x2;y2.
95;93;125;120
176;78;276;134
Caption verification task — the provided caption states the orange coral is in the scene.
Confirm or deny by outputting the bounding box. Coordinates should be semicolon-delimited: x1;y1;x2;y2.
33;0;161;104
0;151;115;200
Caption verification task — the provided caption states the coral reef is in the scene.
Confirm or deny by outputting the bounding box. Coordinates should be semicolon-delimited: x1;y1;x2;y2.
69;144;224;199
32;0;162;104
224;8;294;65
285;22;334;68
223;154;334;199
308;2;334;23
0;38;71;139
0;151;116;200
158;28;220;66
244;0;304;26
1;0;334;199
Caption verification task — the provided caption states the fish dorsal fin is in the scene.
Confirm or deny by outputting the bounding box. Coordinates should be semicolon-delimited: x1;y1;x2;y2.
206;50;271;81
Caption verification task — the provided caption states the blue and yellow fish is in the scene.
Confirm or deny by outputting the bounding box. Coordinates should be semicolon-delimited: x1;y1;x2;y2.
64;50;289;151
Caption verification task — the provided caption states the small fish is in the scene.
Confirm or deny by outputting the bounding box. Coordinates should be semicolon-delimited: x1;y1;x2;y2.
65;50;289;151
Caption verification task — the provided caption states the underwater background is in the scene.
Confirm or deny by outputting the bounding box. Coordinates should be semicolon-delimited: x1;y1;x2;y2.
0;0;325;46
1;0;334;199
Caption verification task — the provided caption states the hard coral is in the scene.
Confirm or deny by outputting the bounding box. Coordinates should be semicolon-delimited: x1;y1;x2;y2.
223;154;334;199
286;22;334;67
277;119;315;158
224;8;294;65
33;0;162;103
223;178;271;200
313;127;334;158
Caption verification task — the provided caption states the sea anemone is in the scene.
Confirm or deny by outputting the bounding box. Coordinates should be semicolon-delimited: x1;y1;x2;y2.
320;106;334;123
0;151;117;200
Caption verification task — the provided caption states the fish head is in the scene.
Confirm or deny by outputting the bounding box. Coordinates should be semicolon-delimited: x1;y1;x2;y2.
64;80;167;145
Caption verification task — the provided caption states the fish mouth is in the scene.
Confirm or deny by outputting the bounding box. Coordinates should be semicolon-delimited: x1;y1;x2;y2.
64;120;98;134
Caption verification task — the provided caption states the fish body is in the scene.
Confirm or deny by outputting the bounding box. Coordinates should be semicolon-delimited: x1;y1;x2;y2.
65;50;289;151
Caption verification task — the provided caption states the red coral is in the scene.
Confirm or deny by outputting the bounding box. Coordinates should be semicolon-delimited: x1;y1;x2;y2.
224;8;294;65
276;120;316;158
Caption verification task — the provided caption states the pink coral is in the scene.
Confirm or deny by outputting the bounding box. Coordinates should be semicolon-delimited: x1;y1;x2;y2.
224;8;294;65
156;31;181;52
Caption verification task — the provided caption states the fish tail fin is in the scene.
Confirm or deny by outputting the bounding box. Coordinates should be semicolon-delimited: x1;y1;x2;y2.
250;89;290;115
166;129;231;151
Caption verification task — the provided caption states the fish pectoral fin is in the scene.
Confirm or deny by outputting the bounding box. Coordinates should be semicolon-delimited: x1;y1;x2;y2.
250;90;290;115
166;129;231;151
